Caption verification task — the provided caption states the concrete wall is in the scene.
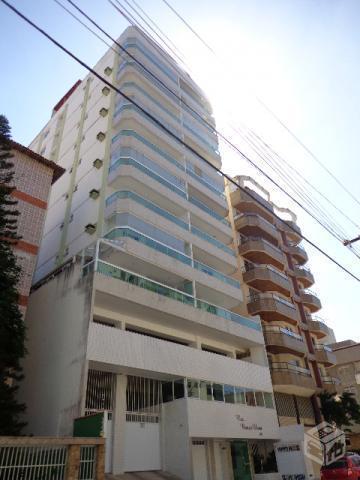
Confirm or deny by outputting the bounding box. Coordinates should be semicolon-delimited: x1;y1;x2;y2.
87;323;273;391
20;262;92;435
186;398;279;440
162;399;193;480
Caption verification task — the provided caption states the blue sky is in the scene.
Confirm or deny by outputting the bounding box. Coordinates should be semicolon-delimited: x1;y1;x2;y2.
1;0;360;341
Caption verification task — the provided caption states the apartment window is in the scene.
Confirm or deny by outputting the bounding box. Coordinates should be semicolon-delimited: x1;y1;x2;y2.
235;387;246;404
187;379;199;398
97;132;106;142
102;86;110;96
255;391;265;407
174;379;185;399
245;390;256;406
224;385;235;404
212;383;224;402
104;67;113;76
264;392;274;409
161;381;173;403
199;381;212;401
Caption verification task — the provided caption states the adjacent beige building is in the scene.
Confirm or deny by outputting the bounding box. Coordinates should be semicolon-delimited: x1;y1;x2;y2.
327;340;360;451
225;175;337;478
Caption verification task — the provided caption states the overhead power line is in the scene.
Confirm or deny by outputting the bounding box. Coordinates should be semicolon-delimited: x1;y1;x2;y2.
2;0;360;283
159;0;360;210
104;0;360;254
120;0;360;256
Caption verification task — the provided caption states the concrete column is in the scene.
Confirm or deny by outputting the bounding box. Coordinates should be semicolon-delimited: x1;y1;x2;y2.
65;444;81;480
112;374;127;475
96;443;105;480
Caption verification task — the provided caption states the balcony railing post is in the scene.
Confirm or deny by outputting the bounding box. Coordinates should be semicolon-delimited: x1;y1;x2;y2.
65;444;81;480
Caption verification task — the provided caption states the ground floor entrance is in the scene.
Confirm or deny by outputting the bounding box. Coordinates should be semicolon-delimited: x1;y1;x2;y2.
191;439;252;480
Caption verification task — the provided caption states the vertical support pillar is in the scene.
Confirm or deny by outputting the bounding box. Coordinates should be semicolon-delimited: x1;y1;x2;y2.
96;442;105;480
65;444;81;480
112;374;127;475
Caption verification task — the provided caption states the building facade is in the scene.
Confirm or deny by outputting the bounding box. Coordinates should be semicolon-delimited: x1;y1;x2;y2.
8;141;64;316
327;340;360;452
22;27;279;479
225;176;337;478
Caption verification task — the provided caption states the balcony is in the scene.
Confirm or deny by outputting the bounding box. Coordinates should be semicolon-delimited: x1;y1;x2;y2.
270;362;317;396
300;290;322;313
242;265;291;296
287;244;308;265
278;219;302;244
321;376;340;394
306;316;331;339
239;237;286;270
263;327;306;356
229;186;275;223
247;293;299;325
314;344;336;366
294;266;314;288
84;251;261;341
235;214;280;245
87;323;268;387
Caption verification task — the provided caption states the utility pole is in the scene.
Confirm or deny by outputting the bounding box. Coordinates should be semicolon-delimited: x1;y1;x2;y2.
343;235;360;246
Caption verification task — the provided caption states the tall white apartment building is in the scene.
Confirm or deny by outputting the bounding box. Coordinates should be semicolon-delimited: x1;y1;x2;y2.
22;27;279;478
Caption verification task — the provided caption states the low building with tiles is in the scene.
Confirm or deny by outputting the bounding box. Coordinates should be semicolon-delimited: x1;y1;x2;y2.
9;141;64;315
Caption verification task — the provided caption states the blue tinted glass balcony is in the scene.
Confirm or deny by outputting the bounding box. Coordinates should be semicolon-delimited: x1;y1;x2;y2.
90;259;260;332
196;299;261;332
106;191;189;230
193;260;239;288
190;226;235;256
105;227;192;265
111;129;185;171
186;166;225;198
189;196;230;226
109;157;187;199
97;261;194;305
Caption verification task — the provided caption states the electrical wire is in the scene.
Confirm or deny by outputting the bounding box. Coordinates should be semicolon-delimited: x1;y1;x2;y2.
120;0;360;254
105;0;360;253
2;0;360;282
159;0;360;210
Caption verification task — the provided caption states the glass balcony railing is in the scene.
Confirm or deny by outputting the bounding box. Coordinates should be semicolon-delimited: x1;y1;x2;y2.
196;299;261;331
121;38;178;83
183;121;220;155
186;166;225;198
88;258;260;331
270;362;311;377
105;227;239;288
189;196;230;226
190;225;235;256
114;102;180;137
97;260;194;304
119;82;181;123
110;146;186;190
111;129;185;171
106;190;234;257
105;227;192;265
106;190;189;230
193;260;239;288
111;127;225;202
109;157;187;199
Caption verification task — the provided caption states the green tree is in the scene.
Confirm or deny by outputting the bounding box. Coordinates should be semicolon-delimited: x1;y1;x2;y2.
320;390;360;430
0;114;26;434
